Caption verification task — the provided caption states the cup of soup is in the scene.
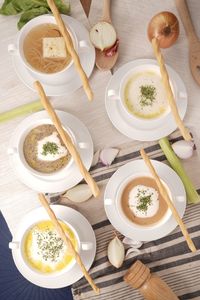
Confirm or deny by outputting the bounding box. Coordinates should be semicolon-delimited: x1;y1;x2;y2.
8;15;89;84
107;64;176;123
9;220;93;276
115;173;172;229
7;118;87;180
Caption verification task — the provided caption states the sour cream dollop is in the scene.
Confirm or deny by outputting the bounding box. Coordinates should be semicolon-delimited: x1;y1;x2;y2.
128;185;159;218
30;228;67;267
37;131;68;161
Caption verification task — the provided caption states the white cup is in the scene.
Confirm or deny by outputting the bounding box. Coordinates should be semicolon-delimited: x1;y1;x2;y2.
8;15;90;85
105;173;173;230
107;64;177;124
7;118;89;180
9;220;93;276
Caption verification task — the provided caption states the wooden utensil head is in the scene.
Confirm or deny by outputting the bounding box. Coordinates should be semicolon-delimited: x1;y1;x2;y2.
189;41;200;85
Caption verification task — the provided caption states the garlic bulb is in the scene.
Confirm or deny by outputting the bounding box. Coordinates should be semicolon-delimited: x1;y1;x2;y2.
91;150;100;167
63;184;93;203
172;140;194;159
100;148;119;166
107;235;125;268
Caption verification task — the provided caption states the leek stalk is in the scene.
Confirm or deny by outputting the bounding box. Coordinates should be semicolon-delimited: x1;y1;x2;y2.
0;100;43;123
159;137;200;204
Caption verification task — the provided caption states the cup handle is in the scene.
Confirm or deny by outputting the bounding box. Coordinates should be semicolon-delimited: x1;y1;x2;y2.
79;40;90;49
8;44;19;56
9;241;19;249
7;147;17;155
107;89;120;100
81;242;93;251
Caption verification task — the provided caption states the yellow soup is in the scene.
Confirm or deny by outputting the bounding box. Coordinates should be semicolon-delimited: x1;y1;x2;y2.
24;220;78;274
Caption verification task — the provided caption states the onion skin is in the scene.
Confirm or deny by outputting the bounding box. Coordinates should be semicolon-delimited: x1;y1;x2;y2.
148;11;179;48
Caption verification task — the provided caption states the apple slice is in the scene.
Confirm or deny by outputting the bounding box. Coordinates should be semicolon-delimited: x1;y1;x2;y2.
90;21;117;51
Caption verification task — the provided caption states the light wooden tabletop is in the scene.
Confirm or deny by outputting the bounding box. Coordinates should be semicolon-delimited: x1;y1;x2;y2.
0;0;200;235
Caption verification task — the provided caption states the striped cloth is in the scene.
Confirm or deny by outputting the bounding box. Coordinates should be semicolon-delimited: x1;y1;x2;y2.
52;130;200;300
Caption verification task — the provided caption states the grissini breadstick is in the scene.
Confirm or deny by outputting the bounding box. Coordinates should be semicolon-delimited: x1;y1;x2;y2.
140;148;196;253
151;37;192;141
34;81;99;197
47;0;93;101
38;193;100;294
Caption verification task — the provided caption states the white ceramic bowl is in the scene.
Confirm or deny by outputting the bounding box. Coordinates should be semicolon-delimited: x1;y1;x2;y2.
107;64;176;126
9;219;93;278
8;15;89;85
115;172;172;230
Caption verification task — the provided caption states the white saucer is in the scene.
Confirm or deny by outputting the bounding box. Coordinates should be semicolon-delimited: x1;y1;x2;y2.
8;110;93;193
104;160;186;241
10;205;96;288
105;59;188;141
11;15;95;96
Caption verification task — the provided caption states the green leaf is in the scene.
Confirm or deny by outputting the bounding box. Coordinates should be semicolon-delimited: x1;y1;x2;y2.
17;7;50;29
12;0;48;12
0;0;70;28
0;0;20;15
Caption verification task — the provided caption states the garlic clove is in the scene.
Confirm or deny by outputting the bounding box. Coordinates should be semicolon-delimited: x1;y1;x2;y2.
100;148;119;166
126;247;141;258
62;184;93;203
107;236;125;268
90;21;117;51
172;140;194;160
122;237;143;249
91;149;100;167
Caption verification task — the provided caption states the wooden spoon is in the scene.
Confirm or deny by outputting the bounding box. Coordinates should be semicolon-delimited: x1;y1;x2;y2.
175;0;200;85
95;0;119;71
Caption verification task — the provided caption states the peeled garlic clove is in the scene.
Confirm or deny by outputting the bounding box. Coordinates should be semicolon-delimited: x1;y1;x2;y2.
100;148;119;166
91;150;100;167
172;140;194;159
90;21;117;51
63;184;92;203
107;236;125;268
122;237;143;249
126;247;141;258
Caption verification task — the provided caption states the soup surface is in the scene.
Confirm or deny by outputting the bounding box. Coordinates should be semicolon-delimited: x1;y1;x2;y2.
24;220;78;273
124;71;169;119
121;176;168;226
23;23;71;73
23;124;71;173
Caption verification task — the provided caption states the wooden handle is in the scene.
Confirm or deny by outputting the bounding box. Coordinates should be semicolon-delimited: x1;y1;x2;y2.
38;193;100;294
47;0;93;101
102;0;111;23
140;149;196;253
34;81;100;198
151;38;192;141
175;0;198;42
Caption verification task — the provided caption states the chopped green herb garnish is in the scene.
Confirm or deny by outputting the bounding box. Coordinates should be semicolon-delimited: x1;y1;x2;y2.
140;85;156;107
34;228;64;262
42;142;58;156
136;194;152;212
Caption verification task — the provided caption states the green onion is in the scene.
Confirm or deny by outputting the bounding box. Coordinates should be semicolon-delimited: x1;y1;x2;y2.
159;137;200;204
0;100;43;123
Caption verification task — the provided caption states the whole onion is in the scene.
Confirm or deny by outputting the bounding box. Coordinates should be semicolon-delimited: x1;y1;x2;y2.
148;11;179;48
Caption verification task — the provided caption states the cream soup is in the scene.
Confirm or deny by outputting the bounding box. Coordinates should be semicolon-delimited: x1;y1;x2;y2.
23;124;71;173
121;177;168;226
24;220;78;273
124;71;169;119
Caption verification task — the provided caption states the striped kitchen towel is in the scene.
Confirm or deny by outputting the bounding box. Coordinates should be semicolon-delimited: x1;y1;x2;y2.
52;130;200;300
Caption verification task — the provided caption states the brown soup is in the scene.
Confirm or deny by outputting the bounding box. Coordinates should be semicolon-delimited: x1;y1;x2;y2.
23;23;71;73
23;124;71;174
120;176;168;226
